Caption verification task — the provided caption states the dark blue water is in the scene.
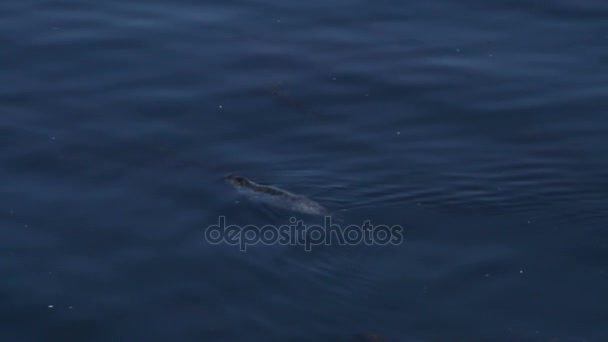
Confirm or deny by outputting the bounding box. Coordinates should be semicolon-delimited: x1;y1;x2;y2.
2;0;607;340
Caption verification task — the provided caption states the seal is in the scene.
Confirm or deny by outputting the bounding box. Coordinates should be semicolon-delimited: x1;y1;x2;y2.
226;175;286;197
225;175;330;216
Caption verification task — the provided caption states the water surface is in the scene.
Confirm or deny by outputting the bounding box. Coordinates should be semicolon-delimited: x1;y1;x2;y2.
1;0;607;340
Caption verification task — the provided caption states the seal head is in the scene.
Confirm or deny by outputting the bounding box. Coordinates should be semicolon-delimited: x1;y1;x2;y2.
225;175;250;187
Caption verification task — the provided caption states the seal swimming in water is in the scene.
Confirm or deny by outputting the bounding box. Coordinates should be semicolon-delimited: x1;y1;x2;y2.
225;175;330;216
